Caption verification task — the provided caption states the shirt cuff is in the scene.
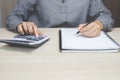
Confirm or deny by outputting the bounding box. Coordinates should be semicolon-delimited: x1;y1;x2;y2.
7;20;23;32
96;18;113;32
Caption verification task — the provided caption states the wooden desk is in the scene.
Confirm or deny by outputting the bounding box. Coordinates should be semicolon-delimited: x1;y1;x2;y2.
0;28;120;80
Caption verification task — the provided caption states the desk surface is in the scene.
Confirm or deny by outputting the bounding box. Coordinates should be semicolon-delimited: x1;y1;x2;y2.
0;28;120;80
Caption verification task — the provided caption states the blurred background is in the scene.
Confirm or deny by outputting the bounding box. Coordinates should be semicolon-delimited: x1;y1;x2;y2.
0;0;2;27
103;0;120;27
0;0;120;27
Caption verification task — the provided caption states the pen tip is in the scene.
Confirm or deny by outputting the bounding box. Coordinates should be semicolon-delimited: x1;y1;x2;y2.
76;31;80;34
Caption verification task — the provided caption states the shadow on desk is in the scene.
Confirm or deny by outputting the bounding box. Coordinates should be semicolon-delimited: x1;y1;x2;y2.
0;45;36;53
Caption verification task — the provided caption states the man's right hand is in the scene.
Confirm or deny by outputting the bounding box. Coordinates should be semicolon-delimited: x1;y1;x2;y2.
17;22;42;37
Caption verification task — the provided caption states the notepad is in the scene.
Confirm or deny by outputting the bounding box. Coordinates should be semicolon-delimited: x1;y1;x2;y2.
59;28;120;52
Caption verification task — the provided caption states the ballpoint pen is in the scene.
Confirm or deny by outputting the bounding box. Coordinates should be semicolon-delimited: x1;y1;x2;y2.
76;11;104;34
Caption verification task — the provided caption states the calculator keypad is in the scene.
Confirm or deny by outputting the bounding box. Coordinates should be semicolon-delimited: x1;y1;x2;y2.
14;35;45;41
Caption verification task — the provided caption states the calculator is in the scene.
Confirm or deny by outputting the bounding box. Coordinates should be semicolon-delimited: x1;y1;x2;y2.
0;34;50;48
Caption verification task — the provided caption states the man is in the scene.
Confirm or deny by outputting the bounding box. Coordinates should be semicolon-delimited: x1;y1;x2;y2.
6;0;114;37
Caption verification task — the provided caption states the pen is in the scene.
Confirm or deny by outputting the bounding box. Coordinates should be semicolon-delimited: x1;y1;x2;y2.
76;11;104;34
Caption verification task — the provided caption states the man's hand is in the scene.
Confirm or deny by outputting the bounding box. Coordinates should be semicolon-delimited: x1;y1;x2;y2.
17;22;41;37
78;20;103;37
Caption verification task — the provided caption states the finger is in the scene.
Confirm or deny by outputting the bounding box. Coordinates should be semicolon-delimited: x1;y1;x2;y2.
80;23;94;33
17;24;24;35
31;23;40;37
78;24;86;30
81;25;97;36
22;22;28;34
82;26;101;37
27;23;34;35
38;30;43;35
87;29;100;37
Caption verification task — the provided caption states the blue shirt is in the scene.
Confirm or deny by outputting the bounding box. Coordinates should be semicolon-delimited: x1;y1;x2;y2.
6;0;114;31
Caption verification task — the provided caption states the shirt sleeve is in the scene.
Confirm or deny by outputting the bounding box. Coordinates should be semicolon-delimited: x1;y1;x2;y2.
88;0;114;31
6;0;37;32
